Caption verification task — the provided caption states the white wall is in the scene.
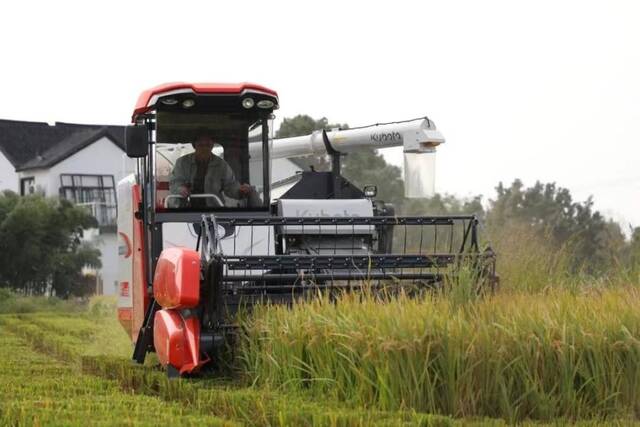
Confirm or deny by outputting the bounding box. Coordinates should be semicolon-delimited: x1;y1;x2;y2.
52;137;126;296
20;169;49;195
0;152;18;193
49;136;128;196
17;137;131;197
94;232;119;296
16;136;127;296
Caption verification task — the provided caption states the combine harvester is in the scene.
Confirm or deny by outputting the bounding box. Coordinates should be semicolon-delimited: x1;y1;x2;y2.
117;82;496;376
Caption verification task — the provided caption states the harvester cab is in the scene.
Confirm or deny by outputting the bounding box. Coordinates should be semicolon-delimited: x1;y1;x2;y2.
117;82;496;376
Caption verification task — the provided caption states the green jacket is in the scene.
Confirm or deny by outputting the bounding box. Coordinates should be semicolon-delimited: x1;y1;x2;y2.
169;153;241;205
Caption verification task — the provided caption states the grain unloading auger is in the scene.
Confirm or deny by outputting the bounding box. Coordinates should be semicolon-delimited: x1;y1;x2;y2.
116;82;496;376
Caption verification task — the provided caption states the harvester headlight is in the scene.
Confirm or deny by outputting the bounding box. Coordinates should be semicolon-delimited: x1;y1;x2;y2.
363;185;377;198
257;99;274;109
161;97;178;105
182;99;196;108
242;97;255;109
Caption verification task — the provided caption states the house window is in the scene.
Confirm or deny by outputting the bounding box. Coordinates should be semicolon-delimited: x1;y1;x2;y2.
20;177;35;196
59;174;116;205
59;174;117;227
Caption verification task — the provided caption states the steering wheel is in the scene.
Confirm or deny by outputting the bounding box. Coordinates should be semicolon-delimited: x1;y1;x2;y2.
164;194;224;208
240;187;262;208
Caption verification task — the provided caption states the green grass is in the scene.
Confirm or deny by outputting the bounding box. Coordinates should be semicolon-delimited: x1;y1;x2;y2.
0;287;84;314
0;327;234;426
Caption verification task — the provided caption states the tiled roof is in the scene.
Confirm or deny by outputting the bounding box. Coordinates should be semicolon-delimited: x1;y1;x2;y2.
0;119;124;171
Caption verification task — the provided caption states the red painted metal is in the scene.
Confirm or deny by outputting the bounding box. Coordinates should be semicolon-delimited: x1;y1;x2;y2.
131;184;147;342
117;307;133;337
119;281;130;298
132;82;279;122
153;309;206;374
118;232;132;258
153;247;200;310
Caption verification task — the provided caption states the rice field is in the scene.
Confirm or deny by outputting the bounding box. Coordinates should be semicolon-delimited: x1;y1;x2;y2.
1;286;640;425
0;307;464;426
242;288;640;421
0;318;232;426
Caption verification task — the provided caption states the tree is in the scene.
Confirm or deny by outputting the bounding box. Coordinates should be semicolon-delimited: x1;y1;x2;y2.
276;115;347;140
486;179;627;274
51;243;102;298
621;226;640;277
0;191;100;296
401;193;485;219
341;150;405;206
276;115;348;171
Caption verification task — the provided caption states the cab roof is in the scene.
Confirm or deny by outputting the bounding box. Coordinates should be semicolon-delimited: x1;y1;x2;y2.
132;82;279;122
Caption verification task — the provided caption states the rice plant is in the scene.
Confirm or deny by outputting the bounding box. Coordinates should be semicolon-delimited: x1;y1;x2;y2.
240;288;640;422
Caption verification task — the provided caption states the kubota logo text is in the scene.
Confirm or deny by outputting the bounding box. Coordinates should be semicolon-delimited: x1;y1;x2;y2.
370;131;402;144
296;209;361;217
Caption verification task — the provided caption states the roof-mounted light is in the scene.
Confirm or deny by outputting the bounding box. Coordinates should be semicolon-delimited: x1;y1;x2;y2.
257;99;274;109
363;185;378;198
161;97;178;106
242;97;255;109
182;99;195;108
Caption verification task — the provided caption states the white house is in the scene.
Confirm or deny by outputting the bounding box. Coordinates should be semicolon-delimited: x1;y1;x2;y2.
0;119;306;296
0;120;128;295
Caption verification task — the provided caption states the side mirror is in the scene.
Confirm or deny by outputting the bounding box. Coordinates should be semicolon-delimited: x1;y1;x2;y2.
125;125;149;158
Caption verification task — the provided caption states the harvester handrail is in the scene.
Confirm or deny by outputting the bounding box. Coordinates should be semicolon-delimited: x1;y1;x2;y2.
205;215;478;226
222;253;488;270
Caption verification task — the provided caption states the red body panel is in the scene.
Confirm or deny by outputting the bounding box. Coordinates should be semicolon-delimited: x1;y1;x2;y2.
131;184;147;342
153;247;200;309
117;307;132;337
132;82;279;122
153;309;205;374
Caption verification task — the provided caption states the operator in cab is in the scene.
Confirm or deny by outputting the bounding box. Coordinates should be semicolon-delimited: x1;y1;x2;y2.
169;134;255;208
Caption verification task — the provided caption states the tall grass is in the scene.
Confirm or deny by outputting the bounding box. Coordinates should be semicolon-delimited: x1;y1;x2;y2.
0;287;83;314
240;288;640;422
485;223;572;292
486;222;637;292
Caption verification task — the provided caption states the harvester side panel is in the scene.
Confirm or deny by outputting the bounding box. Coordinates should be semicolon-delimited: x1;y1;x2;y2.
116;176;134;338
116;175;148;341
131;183;148;342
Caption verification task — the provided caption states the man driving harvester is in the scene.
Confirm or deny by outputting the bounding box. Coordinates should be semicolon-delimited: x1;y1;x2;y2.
169;133;255;207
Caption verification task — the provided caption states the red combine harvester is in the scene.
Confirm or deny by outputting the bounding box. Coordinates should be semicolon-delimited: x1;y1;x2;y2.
116;82;496;376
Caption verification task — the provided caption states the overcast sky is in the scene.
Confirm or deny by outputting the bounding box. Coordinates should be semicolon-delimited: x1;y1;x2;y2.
1;1;638;231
